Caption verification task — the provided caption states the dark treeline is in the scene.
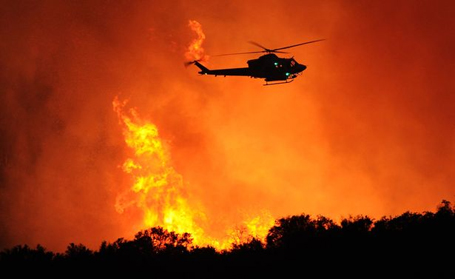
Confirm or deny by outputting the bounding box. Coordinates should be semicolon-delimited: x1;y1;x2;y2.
1;200;455;278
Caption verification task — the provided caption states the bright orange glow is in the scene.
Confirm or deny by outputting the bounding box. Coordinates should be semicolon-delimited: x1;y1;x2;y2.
112;96;204;246
227;211;275;246
1;2;454;254
113;96;273;250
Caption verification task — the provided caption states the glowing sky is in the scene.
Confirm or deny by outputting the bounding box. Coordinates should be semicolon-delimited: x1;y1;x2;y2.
1;0;454;253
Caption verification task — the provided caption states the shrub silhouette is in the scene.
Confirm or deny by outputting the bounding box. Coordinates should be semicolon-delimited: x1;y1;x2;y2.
1;200;454;278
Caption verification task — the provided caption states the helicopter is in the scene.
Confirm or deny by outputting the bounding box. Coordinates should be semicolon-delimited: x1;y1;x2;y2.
187;39;324;86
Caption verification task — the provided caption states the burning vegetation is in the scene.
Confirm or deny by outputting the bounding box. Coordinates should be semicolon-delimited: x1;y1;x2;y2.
113;96;274;250
108;20;275;251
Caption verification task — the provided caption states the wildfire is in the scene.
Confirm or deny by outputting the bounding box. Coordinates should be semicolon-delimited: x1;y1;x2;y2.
185;20;209;62
112;96;275;250
112;96;206;246
111;20;274;250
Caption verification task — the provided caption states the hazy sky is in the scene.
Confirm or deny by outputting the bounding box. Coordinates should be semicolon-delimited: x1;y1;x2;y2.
1;0;454;252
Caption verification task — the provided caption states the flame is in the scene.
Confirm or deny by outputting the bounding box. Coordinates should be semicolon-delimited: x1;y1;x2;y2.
185;20;209;62
112;96;206;246
227;212;276;246
113;96;275;250
111;19;277;249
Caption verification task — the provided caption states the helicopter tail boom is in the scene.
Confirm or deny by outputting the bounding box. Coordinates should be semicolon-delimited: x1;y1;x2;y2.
191;61;252;77
193;61;210;74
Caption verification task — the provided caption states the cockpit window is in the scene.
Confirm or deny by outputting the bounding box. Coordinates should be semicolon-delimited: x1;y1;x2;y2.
290;60;296;67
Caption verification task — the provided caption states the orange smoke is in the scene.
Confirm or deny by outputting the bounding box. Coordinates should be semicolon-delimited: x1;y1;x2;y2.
1;1;454;255
112;96;274;250
185;20;209;62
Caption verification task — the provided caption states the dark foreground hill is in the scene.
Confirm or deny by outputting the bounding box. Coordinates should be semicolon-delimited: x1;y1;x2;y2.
1;200;454;278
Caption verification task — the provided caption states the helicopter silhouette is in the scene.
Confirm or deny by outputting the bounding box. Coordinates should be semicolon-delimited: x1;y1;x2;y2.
187;39;324;86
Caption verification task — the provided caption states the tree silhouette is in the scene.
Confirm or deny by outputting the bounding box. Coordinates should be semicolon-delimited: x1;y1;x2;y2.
64;243;94;260
1;199;454;278
0;244;55;274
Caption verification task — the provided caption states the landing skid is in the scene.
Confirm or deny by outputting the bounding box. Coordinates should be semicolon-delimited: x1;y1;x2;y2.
263;79;294;86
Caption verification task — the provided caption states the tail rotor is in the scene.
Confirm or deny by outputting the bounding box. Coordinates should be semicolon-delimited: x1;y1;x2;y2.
184;59;204;68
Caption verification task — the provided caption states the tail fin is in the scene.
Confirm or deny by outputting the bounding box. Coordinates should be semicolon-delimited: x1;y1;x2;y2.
184;60;210;74
194;61;209;74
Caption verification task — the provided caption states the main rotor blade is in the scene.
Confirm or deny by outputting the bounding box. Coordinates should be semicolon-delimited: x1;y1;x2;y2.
214;40;276;56
213;50;288;57
213;50;265;57
273;39;326;51
212;39;322;57
248;41;270;51
248;41;287;54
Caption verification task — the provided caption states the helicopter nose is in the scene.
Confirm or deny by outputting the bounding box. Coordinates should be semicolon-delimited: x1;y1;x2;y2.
300;64;307;71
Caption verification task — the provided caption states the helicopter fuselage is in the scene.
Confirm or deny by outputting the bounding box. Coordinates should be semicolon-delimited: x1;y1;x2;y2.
247;54;307;81
193;53;307;84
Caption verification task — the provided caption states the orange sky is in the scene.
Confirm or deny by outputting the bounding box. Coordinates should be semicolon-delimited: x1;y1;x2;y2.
1;0;454;253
